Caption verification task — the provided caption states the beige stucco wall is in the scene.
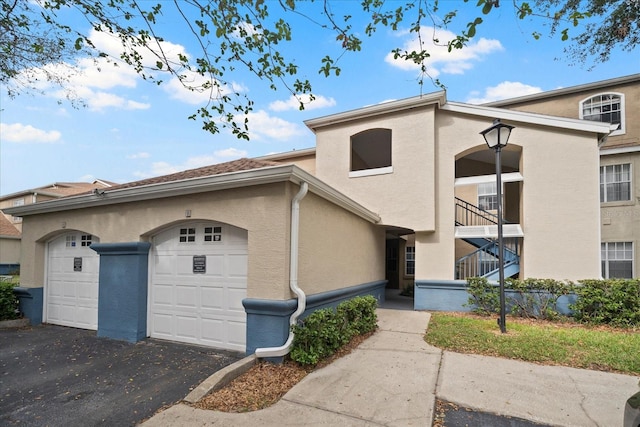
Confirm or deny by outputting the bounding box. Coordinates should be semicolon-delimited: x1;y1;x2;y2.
0;237;21;265
17;180;385;300
600;152;640;277
298;189;385;295
272;155;316;175
418;111;601;281
495;78;640;150
314;105;436;231
18;183;293;299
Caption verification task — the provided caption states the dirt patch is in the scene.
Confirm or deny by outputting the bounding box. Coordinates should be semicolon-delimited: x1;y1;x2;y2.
193;331;374;413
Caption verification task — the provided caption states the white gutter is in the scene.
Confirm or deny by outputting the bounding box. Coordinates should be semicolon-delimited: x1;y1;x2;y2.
254;182;309;358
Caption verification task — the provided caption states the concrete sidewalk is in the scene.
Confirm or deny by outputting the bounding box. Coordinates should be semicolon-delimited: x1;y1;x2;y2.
141;309;640;427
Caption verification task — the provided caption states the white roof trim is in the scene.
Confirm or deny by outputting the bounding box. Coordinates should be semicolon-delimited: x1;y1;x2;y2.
5;165;381;224
455;172;524;187
442;102;613;135
600;145;640;155
254;147;316;161
305;91;446;131
483;74;640;107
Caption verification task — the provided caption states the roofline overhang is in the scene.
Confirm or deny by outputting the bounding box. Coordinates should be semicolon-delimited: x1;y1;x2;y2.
600;145;640;155
4;164;381;224
441;102;613;138
254;147;316;161
304;91;446;131
482;73;640;107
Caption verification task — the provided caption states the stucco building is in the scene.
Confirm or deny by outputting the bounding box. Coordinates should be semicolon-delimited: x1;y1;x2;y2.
6;82;616;355
487;73;639;279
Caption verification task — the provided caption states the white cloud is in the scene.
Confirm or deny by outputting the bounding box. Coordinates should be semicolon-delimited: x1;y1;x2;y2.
215;147;248;158
126;152;151;159
245;110;307;141
82;91;150;111
163;72;248;105
269;94;337;112
465;81;543;104
133;148;249;179
0;123;61;143
385;27;503;77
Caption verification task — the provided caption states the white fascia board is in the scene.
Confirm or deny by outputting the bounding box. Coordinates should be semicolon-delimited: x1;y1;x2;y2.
442;102;612;135
455;172;524;187
254;147;316;161
304;91;446;131
600;145;640;155
483;74;640;107
5;164;381;224
4;165;296;216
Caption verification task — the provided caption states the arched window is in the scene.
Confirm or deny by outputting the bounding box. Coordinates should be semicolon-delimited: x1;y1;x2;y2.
580;93;625;135
350;128;392;175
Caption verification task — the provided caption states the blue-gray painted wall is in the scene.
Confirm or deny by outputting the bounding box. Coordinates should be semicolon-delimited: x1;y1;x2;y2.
91;242;151;342
243;280;386;359
415;279;577;315
13;287;43;325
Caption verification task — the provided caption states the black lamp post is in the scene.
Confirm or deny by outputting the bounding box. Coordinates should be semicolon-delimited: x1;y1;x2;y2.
480;119;514;334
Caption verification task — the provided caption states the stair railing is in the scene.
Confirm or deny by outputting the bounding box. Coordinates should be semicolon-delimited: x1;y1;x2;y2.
455;197;508;226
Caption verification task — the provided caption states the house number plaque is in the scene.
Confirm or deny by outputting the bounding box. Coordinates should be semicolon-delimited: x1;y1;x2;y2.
193;255;206;274
73;257;82;272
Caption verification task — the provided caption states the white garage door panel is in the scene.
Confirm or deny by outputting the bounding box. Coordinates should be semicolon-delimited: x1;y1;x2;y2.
150;222;248;352
46;233;99;330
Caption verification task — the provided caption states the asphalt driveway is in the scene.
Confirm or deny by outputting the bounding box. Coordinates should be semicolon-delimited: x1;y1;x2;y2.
0;324;242;426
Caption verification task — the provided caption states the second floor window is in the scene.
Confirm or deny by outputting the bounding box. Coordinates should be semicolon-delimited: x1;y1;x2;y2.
580;93;624;135
351;128;392;173
600;163;631;203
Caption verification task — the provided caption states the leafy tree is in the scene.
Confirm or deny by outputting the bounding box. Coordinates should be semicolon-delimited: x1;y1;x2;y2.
1;0;637;139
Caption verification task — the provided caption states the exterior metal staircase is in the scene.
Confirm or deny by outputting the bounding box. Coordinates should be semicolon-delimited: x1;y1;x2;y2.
455;197;520;280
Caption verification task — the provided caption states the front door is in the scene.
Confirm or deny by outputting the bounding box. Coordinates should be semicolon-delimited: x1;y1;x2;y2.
385;239;400;289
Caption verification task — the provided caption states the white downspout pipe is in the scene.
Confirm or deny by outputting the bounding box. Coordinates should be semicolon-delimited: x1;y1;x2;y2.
254;182;308;358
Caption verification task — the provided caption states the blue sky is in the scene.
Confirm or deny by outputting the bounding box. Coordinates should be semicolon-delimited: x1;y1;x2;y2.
1;1;639;196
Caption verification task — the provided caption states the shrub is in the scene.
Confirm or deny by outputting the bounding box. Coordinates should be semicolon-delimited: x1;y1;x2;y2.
0;281;20;321
465;277;499;315
570;279;640;327
290;295;378;366
507;278;573;320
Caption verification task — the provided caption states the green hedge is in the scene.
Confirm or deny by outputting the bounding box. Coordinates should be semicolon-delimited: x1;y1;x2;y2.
0;282;20;321
465;277;640;327
570;279;640;327
290;295;378;366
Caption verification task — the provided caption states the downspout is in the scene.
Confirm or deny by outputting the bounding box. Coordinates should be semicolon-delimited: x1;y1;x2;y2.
254;182;308;358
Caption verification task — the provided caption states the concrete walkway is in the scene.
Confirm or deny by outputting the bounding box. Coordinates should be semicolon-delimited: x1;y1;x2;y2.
141;309;640;427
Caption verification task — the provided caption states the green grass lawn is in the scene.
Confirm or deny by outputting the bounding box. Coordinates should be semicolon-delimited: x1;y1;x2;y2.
424;313;640;375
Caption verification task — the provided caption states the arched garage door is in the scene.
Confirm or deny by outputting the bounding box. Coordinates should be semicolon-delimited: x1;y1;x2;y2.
149;222;248;352
46;232;99;330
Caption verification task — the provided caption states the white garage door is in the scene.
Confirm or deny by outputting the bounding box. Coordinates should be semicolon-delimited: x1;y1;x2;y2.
46;232;99;330
149;222;248;352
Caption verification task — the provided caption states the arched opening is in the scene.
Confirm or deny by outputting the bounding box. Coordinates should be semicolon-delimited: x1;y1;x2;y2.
453;145;523;280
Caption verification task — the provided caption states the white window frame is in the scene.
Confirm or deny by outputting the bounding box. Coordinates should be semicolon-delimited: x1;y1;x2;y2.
600;163;631;203
349;128;392;177
601;242;634;279
579;92;625;136
477;182;498;211
12;198;25;207
405;246;415;276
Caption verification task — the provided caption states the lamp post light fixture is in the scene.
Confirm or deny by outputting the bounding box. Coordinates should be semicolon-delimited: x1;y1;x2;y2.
480;119;515;334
